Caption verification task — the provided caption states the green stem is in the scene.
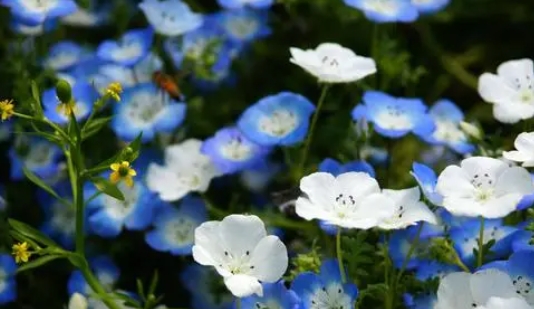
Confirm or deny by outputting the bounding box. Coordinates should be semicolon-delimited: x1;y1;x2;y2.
477;216;485;268
295;85;330;181
336;227;346;283
81;267;121;309
395;223;424;287
414;23;478;90
235;298;241;309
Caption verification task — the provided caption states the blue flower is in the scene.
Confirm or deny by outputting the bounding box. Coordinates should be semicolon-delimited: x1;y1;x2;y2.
145;196;207;255
352;91;434;139
291;259;358;309
67;57;108;87
61;0;110;27
318;158;375;177
411;0;450;14
111;83;187;143
403;292;436;309
0;255;17;305
201;127;271;175
9;17;57;36
388;224;432;269
418;100;474;154
343;0;418;23
410;162;443;206
97;28;154;66
208;9;271;43
68;256;119;296
86;172;158;238
217;0;273;9
43;41;91;71
240;160;281;192
139;0;203;36
8;137;63;181
2;0;77;25
449;218;517;267
414;260;459;281
180;264;233;309
512;231;534;253
96;53;163;89
242;281;300;309
238;92;315;146
42;82;98;124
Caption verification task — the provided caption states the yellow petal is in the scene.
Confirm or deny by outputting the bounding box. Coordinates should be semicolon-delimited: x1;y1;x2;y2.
125;177;134;188
110;163;120;171
109;172;120;183
129;169;137;177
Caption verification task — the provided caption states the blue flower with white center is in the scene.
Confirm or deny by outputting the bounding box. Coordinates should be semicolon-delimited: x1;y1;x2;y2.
208;9;271;43
403;292;436;309
86;172;158;238
450;218;517;267
201;127;271;175
414;261;459;281
351;91;434;139
9;17;57;36
0;255;16;305
68;57;108;86
42;82;98;125
8;137;62;181
97;28;154;67
238;92;315;147
418;100;474;154
61;0;110;27
410;162;443;206
1;0;77;25
242;281;300;309
180;264;233;309
240;160;281;193
68;256;119;296
145;196;207;255
388;224;433;269
343;0;418;23
291;259;358;309
217;0;273;9
318;158;375;177
139;0;203;36
411;0;450;14
97;53;163;89
512;231;534;253
43;41;91;71
111;83;187;143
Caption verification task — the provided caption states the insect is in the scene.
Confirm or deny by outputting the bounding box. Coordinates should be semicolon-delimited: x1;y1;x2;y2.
270;186;302;217
152;71;185;101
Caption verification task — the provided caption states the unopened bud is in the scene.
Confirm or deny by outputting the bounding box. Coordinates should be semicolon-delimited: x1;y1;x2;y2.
55;79;73;104
460;121;482;140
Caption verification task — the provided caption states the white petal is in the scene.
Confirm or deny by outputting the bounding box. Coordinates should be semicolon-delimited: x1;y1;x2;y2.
460;157;508;178
482;193;524;218
344;193;396;229
224;274;263;297
192;221;224;266
249;235;288;282
495;166;534;195
299;172;336;212
436;165;475;198
436;272;474;309
514;132;534;153
480;297;532;309
496;59;534;82
295;196;331;221
493;103;533;124
219;215;267;256
471;269;517;304
478;73;516;103
336;172;381;200
503;150;533;163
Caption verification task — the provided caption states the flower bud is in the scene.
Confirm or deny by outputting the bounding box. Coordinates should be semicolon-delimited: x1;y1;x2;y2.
55;79;73;104
460;121;483;140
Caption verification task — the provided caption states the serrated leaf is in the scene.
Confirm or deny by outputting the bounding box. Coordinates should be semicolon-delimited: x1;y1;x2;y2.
82;116;113;140
8;219;58;247
91;177;124;201
16;255;63;273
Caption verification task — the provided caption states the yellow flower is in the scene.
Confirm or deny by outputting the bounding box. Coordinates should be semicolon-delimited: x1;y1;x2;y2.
56;100;77;117
110;161;136;187
0;99;14;121
12;242;31;264
106;82;123;102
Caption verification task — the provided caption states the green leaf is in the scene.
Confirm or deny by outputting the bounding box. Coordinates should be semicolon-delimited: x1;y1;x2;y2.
91;177;124;201
68;111;82;142
10;230;40;249
148;269;159;297
22;167;70;207
82;116;113;140
112;292;142;308
66;252;87;269
136;278;146;300
16;255;63;273
8;219;58;247
30;81;44;117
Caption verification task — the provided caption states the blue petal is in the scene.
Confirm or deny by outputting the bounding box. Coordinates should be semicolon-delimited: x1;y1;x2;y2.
88;210;123;238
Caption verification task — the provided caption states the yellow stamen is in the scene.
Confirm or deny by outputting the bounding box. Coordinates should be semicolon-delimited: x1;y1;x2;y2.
106;82;123;102
0;99;14;121
109;161;136;187
12;242;31;264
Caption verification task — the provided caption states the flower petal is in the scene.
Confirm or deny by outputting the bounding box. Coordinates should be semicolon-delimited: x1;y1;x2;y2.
224;274;263;297
249;235;288;282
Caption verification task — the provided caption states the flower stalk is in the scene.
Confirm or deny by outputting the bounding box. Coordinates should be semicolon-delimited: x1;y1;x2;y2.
336;227;346;283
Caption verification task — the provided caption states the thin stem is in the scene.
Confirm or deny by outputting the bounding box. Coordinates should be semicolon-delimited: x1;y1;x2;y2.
81;268;121;309
477;216;485;268
395;223;424;287
295;85;330;181
336;227;346;283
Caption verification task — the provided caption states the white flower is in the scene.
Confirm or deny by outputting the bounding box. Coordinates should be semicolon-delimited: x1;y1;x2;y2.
289;43;376;83
435;269;530;309
68;293;88;309
146;139;221;202
296;172;396;229
478;58;534;124
436;156;534;218
378;187;438;230
503;132;534;167
192;214;288;298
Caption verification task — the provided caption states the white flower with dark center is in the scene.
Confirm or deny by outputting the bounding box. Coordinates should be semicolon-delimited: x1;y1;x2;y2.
289;43;376;83
296;172;396;229
434;269;530;309
436;156;534;218
147;139;221;202
378;186;437;230
503;132;534;167
478;59;534;123
192;214;288;298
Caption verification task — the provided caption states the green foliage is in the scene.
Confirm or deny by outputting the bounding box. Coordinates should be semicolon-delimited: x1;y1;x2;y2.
90;177;125;201
286;241;322;281
342;232;376;283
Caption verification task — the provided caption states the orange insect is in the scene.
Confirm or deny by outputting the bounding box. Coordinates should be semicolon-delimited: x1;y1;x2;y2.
152;71;185;101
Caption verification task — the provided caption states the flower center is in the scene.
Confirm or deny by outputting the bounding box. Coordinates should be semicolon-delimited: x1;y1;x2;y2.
113;39;143;62
25;143;54;168
165;217;196;245
25;0;56;12
362;0;398;15
51;202;76;235
433;120;466;143
470;173;496;203
512;275;533;297
226;17;258;39
103;184;140;219
310;284;351;309
46;52;79;70
220;137;253;161
333;193;358;219
258;109;298;137
375;105;412;130
127;92;165;126
320;55;341;68
219;250;255;275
